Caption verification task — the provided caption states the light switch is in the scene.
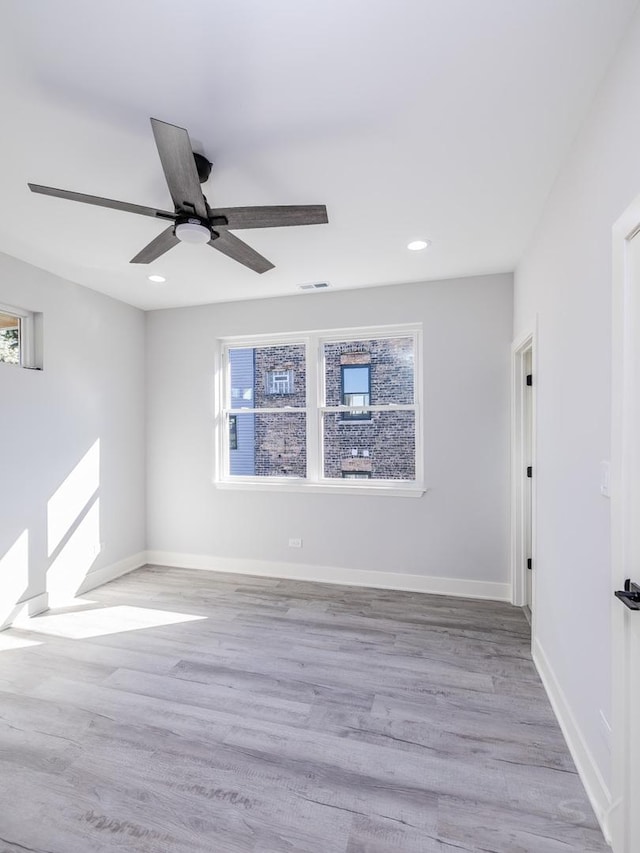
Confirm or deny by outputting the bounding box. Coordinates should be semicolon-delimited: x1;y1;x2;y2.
600;461;611;498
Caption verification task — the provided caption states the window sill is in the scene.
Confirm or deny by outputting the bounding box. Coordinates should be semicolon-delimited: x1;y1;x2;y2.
214;479;427;498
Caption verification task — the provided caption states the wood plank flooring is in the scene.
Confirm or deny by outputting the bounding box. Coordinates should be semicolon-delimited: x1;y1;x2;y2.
0;566;608;852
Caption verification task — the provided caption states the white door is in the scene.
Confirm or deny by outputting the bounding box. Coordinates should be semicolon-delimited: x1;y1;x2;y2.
511;332;536;612
611;223;640;852
524;348;533;611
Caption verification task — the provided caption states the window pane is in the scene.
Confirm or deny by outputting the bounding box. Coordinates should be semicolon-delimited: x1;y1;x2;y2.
324;337;414;406
229;415;238;450
342;366;369;394
0;313;20;365
323;411;415;480
228;412;306;477
228;344;306;408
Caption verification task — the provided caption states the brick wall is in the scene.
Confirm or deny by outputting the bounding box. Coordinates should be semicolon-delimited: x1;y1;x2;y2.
248;337;415;480
254;344;306;477
323;338;415;480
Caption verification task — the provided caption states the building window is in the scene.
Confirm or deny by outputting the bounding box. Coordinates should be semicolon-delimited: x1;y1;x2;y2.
341;364;371;420
218;325;422;491
266;369;295;395
0;311;20;365
229;415;238;450
0;304;38;369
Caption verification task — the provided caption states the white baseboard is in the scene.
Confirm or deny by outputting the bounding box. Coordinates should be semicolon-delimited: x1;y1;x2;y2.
0;591;49;630
76;551;148;595
23;591;49;618
145;551;511;601
0;552;147;632
532;637;612;845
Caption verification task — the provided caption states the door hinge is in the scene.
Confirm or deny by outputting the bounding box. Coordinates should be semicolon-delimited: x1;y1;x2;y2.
526;466;533;478
526;374;533;386
527;558;532;570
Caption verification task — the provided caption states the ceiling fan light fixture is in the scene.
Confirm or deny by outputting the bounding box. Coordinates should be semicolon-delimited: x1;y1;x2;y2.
175;219;211;245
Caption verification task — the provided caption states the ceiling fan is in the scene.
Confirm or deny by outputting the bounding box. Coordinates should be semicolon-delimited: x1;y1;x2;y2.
28;118;328;274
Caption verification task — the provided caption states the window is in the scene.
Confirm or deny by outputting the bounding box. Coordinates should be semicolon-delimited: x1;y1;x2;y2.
0;304;38;369
0;312;20;365
229;415;238;450
218;325;422;494
266;369;295;395
341;364;371;420
224;343;306;478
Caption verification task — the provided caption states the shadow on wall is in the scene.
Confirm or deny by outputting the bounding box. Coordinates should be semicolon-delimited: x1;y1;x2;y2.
46;439;101;607
0;529;30;629
0;439;103;629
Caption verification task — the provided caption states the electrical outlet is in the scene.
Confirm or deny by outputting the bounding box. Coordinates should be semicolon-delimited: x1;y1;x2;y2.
288;538;302;548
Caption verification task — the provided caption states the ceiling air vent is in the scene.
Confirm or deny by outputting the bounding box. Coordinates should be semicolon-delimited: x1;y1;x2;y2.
299;282;330;291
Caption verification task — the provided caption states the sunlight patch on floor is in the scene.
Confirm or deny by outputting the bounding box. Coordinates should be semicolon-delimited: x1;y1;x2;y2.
24;605;206;639
0;632;42;652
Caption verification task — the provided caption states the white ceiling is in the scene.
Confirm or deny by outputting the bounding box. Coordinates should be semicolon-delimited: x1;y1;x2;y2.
0;0;636;310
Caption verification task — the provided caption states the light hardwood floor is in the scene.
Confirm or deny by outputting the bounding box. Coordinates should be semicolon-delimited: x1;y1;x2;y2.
0;566;607;852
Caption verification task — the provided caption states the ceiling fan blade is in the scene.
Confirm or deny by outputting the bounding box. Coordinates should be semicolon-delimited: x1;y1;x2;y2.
130;226;179;264
150;118;208;220
209;230;274;274
28;184;176;220
209;205;328;230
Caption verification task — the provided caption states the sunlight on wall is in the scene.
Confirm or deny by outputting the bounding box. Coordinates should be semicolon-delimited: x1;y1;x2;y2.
24;605;205;639
47;498;101;607
47;440;100;557
0;530;29;628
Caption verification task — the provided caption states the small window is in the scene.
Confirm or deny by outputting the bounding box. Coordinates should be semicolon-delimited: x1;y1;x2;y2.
0;312;20;365
342;471;372;479
266;369;295;395
0;304;39;369
229;415;238;450
341;364;371;420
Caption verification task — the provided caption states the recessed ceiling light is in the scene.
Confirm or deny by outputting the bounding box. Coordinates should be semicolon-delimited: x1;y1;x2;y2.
407;240;430;251
147;274;166;283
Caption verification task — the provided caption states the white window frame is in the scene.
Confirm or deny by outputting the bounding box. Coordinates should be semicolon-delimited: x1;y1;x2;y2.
215;324;425;497
0;302;36;369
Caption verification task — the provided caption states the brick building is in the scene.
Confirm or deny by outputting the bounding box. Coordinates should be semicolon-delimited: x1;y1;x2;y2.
321;337;415;480
253;343;307;477
230;336;415;480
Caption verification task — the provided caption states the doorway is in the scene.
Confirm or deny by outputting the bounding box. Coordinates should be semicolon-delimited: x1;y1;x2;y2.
511;330;536;621
610;198;640;852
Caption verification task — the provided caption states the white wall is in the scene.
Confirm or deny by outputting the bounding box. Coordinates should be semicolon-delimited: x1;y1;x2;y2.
0;253;146;624
514;8;640;794
146;273;513;593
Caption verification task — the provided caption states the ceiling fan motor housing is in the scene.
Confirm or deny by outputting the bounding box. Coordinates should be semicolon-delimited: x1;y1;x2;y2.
193;152;212;184
175;215;211;244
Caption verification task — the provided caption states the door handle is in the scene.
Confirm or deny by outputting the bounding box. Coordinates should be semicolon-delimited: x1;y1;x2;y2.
615;579;640;610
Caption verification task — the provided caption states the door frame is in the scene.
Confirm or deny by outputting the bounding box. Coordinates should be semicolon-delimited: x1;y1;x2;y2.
511;325;537;621
610;193;640;851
